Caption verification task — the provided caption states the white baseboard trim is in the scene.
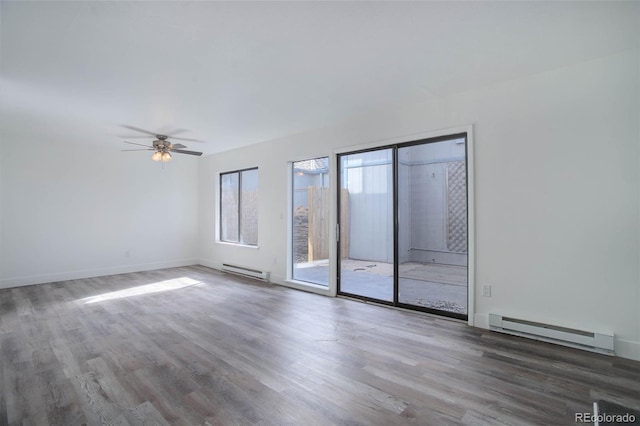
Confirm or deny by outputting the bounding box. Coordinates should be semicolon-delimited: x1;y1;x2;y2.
198;259;273;282
614;339;640;361
0;258;199;289
197;259;222;270
473;313;489;329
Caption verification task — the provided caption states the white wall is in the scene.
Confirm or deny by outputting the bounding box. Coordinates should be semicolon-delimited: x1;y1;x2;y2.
0;138;3;284
0;137;199;288
198;49;640;360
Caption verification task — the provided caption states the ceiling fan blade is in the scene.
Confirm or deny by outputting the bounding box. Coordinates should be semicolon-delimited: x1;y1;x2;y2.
121;149;154;151
170;143;187;149
120;124;158;137
171;149;203;156
123;140;153;148
169;136;206;143
163;128;189;136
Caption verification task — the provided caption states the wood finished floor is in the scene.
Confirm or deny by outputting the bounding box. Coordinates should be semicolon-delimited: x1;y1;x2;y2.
1;265;639;425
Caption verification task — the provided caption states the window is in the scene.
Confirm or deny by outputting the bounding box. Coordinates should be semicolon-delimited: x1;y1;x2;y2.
291;157;329;286
220;168;258;245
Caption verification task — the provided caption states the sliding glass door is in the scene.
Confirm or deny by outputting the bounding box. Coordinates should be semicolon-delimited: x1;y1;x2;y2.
338;135;468;319
397;138;467;316
338;149;394;302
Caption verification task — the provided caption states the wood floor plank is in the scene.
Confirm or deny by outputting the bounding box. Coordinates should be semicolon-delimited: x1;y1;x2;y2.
10;288;35;317
71;371;131;426
34;368;87;425
3;361;49;426
86;357;140;409
130;365;204;426
119;400;170;426
49;338;83;379
1;265;639;425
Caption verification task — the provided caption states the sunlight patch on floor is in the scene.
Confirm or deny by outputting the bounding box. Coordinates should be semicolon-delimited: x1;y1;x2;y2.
80;277;202;304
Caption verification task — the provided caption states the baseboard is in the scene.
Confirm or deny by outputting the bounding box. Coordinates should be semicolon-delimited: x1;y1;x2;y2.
0;258;199;289
473;312;489;329
474;313;639;362
197;259;272;282
615;339;640;361
197;259;222;270
196;260;334;297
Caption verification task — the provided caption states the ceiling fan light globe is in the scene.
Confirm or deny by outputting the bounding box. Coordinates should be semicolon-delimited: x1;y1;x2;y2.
161;152;172;162
151;151;163;162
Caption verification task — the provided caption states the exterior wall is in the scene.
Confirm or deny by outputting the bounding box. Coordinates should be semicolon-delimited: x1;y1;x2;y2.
405;139;467;266
346;138;467;266
343;150;393;263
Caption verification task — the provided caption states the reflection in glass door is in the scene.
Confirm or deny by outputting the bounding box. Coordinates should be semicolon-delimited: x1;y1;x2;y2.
338;135;468;319
338;149;394;302
397;139;467;316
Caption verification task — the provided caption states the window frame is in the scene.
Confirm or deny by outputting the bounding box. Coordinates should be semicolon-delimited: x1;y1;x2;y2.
219;167;259;246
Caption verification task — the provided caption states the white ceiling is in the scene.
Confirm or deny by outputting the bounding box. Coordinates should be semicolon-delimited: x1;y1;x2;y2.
1;1;638;156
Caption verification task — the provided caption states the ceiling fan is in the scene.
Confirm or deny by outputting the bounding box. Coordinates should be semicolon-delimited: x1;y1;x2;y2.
120;125;203;162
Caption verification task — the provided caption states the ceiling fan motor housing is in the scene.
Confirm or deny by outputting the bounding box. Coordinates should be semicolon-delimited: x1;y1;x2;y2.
153;136;171;151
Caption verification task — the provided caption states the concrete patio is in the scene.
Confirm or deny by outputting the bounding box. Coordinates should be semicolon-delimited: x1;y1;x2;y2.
293;259;467;314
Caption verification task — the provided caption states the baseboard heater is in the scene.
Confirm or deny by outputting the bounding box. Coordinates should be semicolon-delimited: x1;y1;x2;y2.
221;264;270;282
488;314;614;355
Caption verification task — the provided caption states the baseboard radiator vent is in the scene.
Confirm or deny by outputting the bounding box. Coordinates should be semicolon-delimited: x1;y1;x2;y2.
488;314;614;355
221;264;270;282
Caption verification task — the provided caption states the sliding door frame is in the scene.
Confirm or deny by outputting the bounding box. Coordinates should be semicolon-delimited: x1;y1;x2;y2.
394;133;468;320
336;126;474;324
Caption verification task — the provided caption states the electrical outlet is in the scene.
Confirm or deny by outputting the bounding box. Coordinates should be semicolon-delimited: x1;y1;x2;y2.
482;285;492;297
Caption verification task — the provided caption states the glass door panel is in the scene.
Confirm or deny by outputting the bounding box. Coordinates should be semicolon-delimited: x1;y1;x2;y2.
292;157;330;286
338;149;394;302
397;138;468;315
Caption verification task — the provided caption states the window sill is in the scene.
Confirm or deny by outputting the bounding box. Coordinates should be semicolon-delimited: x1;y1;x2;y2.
216;240;259;249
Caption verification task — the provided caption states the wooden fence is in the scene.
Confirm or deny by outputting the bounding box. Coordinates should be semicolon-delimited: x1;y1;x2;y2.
304;187;349;261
